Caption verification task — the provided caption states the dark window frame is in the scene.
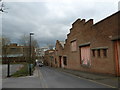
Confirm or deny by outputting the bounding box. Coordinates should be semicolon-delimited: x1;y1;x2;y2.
97;49;100;57
63;56;67;65
92;50;95;57
103;49;107;57
55;58;57;64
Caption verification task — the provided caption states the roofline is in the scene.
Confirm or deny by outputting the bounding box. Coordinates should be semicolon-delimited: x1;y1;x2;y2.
93;10;120;26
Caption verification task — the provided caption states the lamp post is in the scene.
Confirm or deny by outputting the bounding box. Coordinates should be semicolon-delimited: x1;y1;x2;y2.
4;45;10;77
7;57;10;77
29;32;34;76
7;53;10;77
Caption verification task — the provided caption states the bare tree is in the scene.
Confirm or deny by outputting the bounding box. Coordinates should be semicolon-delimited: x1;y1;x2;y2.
19;34;39;62
19;34;29;62
31;39;39;48
2;36;11;63
19;34;39;48
19;34;29;46
2;36;11;46
47;44;54;50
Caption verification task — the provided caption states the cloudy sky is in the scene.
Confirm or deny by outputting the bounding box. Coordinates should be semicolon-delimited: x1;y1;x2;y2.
1;0;119;47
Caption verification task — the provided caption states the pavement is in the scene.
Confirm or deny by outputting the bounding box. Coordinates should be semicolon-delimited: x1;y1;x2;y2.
51;66;119;88
2;66;42;88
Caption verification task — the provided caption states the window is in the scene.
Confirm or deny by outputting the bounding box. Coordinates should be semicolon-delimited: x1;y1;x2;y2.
103;49;107;57
10;48;19;52
92;50;95;57
97;49;100;57
10;48;16;50
63;56;67;65
91;47;108;58
71;40;77;51
56;50;58;55
55;58;57;64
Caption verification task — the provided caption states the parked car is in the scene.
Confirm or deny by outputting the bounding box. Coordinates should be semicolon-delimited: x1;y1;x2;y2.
36;59;44;67
38;62;43;67
38;61;43;67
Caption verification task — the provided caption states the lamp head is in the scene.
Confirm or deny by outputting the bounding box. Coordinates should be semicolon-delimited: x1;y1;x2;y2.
30;32;34;35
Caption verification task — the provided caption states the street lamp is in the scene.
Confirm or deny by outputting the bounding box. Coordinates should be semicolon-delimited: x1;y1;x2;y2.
29;32;34;76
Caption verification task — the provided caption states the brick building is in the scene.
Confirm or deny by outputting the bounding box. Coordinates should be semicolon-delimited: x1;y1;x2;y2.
44;50;55;67
2;43;35;63
51;11;119;76
55;40;65;68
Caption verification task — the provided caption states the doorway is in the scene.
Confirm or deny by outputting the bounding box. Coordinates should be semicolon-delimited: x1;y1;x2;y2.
114;40;120;76
59;56;62;68
79;45;91;66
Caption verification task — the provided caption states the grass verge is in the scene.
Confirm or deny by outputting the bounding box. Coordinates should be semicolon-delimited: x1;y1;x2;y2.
11;63;35;77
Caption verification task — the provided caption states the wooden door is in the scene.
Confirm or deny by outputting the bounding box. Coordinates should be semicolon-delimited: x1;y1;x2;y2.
114;40;120;76
80;46;91;66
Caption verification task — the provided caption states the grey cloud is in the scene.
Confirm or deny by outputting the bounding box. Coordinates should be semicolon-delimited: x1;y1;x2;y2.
2;1;118;47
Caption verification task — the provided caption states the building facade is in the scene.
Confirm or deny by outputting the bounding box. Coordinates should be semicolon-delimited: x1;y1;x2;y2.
44;11;120;76
2;43;35;63
65;11;119;76
55;40;65;68
44;50;55;67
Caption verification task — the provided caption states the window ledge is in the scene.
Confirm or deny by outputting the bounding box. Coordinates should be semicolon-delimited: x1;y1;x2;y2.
71;51;77;53
91;47;108;50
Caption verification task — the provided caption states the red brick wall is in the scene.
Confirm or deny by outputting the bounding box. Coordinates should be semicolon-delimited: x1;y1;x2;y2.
55;40;64;68
62;11;119;75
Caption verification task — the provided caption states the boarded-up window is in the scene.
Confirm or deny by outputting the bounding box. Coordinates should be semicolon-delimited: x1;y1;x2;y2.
80;46;91;66
71;40;77;51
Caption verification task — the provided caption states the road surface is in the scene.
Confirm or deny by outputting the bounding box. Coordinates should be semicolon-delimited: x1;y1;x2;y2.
2;66;114;88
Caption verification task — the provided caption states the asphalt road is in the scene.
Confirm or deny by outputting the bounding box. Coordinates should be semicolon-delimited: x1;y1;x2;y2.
2;66;114;88
37;66;112;88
